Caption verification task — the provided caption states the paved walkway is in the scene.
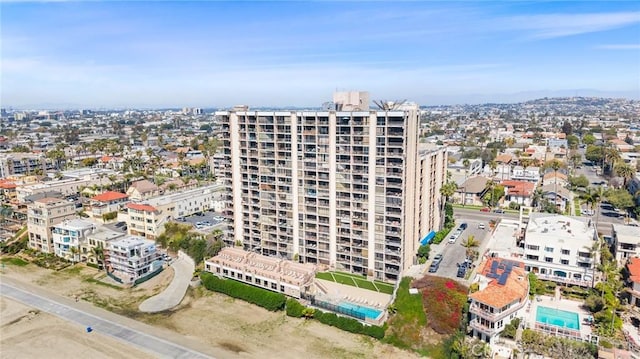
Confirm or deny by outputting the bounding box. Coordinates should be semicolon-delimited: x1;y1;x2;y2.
139;251;195;313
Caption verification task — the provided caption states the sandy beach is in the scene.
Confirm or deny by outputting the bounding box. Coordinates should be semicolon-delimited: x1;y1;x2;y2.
0;262;417;359
0;296;154;359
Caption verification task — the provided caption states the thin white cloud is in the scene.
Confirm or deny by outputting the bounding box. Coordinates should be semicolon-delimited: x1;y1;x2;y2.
596;44;640;50
504;11;640;39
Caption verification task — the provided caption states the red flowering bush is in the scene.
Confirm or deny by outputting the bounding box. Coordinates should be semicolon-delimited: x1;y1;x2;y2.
413;275;468;335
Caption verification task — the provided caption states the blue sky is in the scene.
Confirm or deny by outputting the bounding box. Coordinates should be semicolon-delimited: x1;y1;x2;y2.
1;1;639;108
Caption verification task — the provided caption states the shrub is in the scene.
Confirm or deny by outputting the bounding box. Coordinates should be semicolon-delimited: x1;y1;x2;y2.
200;272;286;311
599;340;613;349
501;318;521;339
362;324;386;339
417;244;430;260
102;211;118;221
412;276;468;335
286;298;305;318
287;303;384;339
86;262;100;269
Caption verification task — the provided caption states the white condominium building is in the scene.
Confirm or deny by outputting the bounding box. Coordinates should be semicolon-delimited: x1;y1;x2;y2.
522;213;597;287
105;236;162;283
52;218;96;261
217;92;447;282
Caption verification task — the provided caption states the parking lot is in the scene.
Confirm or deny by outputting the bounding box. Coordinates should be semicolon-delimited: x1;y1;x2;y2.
429;219;490;281
177;212;226;232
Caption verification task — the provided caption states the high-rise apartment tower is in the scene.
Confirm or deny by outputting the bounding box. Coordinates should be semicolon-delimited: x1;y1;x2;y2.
217;92;446;282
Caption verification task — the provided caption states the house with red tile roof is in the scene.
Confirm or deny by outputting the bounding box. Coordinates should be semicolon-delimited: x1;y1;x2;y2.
125;202;163;240
626;258;640;308
501;180;535;207
88;191;129;221
469;257;529;343
0;180;18;203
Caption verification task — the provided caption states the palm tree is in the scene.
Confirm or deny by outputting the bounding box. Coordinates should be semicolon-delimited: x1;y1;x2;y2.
69;246;80;263
91;246;105;270
603;146;621;175
614;162;635;188
440;180;458;203
483;180;500;207
489;160;497;178
462;235;480;261
462;159;470;206
545;159;564;209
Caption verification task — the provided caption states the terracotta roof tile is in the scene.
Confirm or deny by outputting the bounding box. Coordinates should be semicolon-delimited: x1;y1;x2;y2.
470;266;529;308
501;180;534;196
0;181;17;189
126;203;157;212
627;258;640;284
91;191;128;202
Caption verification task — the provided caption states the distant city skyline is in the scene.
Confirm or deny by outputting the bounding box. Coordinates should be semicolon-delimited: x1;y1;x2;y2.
1;1;639;108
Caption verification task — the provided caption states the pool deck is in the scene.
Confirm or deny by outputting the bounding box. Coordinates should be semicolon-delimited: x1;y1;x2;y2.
313;278;393;310
525;295;593;340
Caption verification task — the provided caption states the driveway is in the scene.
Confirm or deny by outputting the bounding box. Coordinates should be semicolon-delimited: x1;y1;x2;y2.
139;251;195;313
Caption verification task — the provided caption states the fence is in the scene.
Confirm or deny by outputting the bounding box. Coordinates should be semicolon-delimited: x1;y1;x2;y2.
107;271;123;283
311;298;366;321
134;266;164;286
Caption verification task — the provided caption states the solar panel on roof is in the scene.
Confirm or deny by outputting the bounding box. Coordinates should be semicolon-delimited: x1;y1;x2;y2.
490;261;499;273
486;273;499;279
497;272;509;285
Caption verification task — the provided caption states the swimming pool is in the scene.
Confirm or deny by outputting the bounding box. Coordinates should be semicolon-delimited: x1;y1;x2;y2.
536;306;580;330
338;302;382;320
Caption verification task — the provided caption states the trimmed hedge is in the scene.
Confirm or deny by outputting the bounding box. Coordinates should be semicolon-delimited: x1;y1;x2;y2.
200;272;286;311
286;299;385;339
286;298;305;317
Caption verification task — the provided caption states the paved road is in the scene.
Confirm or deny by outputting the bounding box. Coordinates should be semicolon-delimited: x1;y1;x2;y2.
0;279;218;359
139;251;195;313
453;207;519;222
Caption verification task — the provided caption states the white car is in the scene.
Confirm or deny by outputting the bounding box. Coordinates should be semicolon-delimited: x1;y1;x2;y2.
448;235;457;244
478;223;486;230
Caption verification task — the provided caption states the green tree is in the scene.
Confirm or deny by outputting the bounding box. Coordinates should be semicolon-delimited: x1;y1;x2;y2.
614;162;635;187
417;244;430;260
585;145;603;165
566;134;579;149
569;175;589;189
561;120;573;135
583;133;596;145
606;188;634;212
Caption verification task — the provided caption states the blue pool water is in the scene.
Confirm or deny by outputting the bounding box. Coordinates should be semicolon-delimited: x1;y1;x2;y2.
536;306;580;330
338;302;382;320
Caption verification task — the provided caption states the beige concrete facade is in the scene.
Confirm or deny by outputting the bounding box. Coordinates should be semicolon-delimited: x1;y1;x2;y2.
217;105;447;282
205;247;316;298
27;197;77;253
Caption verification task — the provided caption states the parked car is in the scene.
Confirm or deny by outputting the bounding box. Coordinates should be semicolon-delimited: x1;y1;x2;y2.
456;265;467;278
480;207;491;212
448;235;457;244
493;208;504;214
459;223;468;230
478;223;486;230
432;254;443;265
428;262;440;273
457;261;471;278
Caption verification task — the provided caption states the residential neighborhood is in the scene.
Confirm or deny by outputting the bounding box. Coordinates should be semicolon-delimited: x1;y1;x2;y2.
1;95;640;359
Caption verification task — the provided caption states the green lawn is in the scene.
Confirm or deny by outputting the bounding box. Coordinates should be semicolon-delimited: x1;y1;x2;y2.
1;257;29;267
315;271;395;294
